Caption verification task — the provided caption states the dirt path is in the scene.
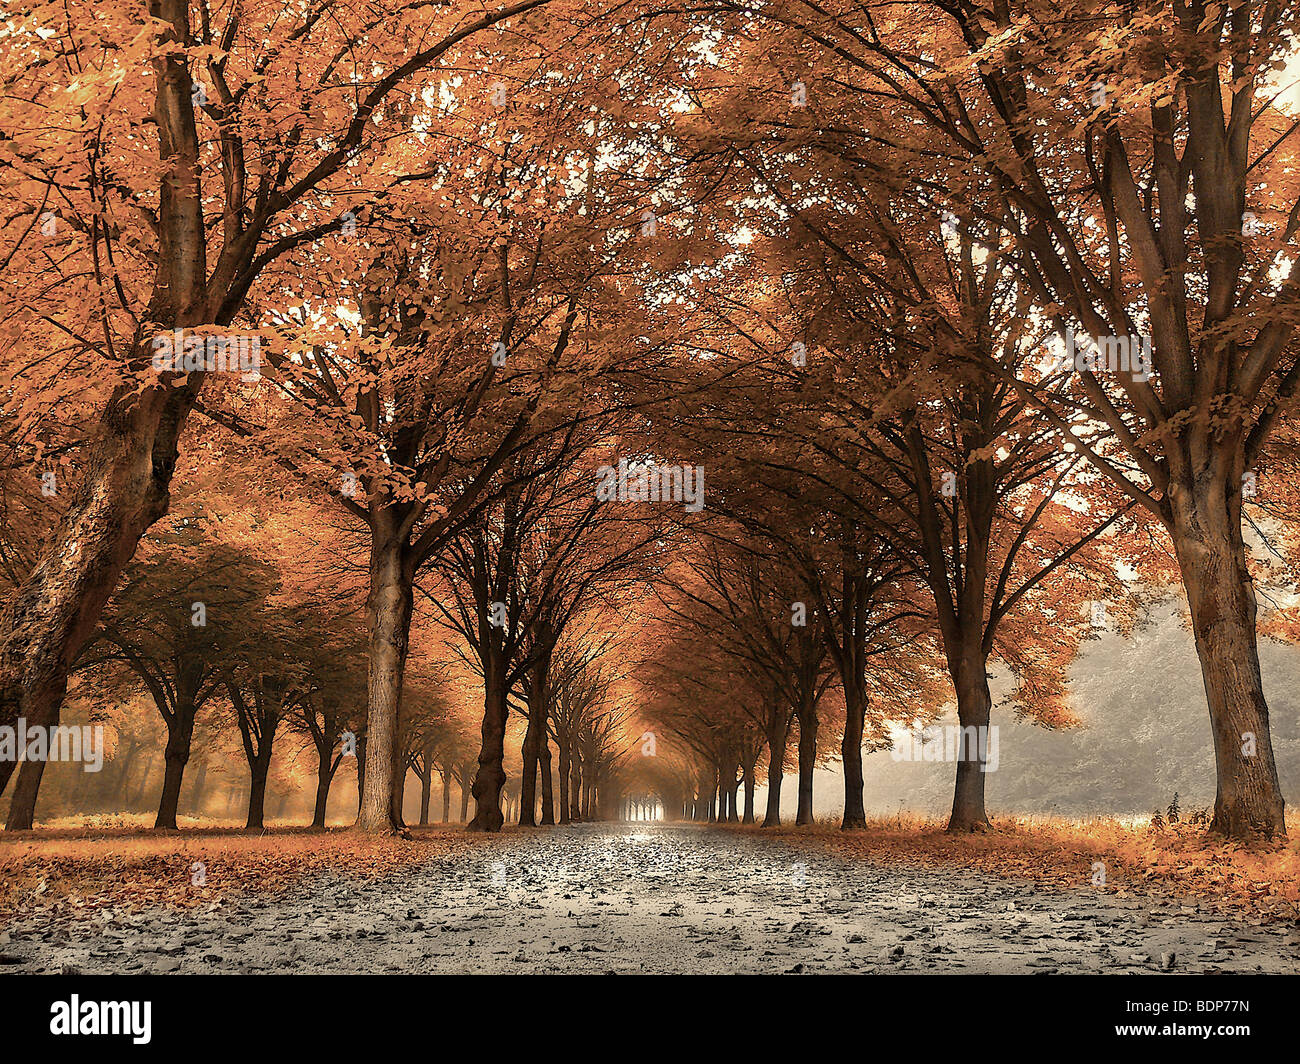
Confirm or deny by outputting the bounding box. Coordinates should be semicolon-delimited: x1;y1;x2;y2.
3;824;1297;974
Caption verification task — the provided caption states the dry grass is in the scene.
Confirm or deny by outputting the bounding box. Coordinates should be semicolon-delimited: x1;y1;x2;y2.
0;821;466;923
752;811;1300;924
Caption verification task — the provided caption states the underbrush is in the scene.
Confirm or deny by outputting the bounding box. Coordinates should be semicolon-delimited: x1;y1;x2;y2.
743;810;1300;923
0;825;461;922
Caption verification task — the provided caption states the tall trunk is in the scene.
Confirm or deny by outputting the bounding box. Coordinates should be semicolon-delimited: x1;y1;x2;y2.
841;675;868;830
468;664;509;831
441;771;451;823
519;716;543;827
357;527;414;833
539;736;555;825
355;737;367;815
246;756;270;829
1;0;208;827
312;753;334;829
946;640;994;833
763;718;788;828
418;762;431;826
569;745;582;821
232;680;283;832
519;745;538;826
520;639;553;827
795;700;818;825
155;753;187;831
726;757;740;823
741;756;756;825
459;774;471;822
155;702;196;830
391;759;407;827
557;738;571;824
1172;481;1286;837
1;383;203;830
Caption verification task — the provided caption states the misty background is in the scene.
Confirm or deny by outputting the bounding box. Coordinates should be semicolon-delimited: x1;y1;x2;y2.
760;602;1300;820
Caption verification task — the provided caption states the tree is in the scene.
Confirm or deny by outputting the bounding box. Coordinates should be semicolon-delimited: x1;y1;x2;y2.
80;525;277;829
0;0;562;815
734;0;1300;836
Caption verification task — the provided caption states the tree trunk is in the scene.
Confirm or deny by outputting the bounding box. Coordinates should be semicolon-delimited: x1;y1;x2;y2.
441;772;451;823
155;704;196;830
0;0;210;821
557;739;571;824
569;746;582;821
312;755;333;829
519;640;553;827
795;700;818;825
741;757;756;825
391;759;407;827
0;390;207;830
355;737;367;815
356;527;414;833
725;756;740;823
246;758;270;829
841;677;868;830
519;717;543;828
418;763;431;826
468;664;509;831
946;641;994;833
539;736;555;825
763;719;788;827
1172;481;1286;837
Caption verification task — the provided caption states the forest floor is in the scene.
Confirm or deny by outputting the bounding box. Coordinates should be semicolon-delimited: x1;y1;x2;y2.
2;821;1298;974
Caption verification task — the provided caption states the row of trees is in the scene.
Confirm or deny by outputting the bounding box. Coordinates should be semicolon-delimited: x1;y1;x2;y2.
3;0;1299;838
613;0;1300;837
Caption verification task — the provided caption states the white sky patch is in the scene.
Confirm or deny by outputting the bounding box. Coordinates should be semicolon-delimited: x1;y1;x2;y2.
1268;49;1300;114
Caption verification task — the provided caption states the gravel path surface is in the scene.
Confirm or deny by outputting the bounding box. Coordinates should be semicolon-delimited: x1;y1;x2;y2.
3;824;1298;974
